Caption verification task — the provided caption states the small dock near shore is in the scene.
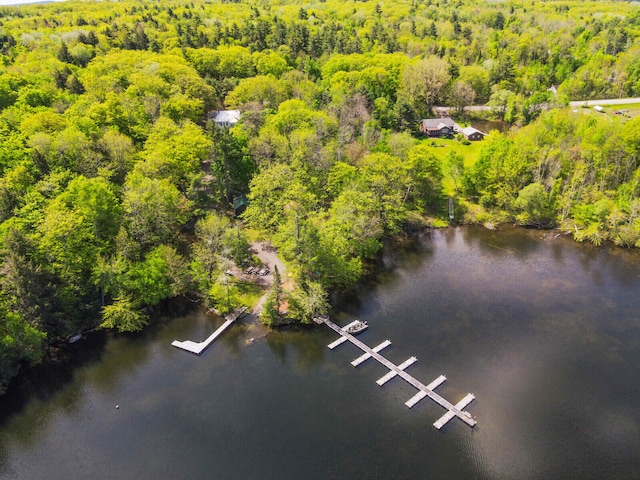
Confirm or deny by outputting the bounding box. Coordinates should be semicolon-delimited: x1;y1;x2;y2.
172;307;247;355
315;317;476;430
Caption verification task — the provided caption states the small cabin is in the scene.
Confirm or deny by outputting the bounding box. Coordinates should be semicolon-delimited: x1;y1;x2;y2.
233;194;249;216
461;127;486;141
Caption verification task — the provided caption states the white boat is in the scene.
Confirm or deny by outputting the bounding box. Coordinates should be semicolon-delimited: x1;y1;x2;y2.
69;333;83;343
344;320;368;335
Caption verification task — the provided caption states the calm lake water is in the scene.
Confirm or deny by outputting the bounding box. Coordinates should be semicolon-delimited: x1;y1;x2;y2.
471;118;510;134
1;226;640;480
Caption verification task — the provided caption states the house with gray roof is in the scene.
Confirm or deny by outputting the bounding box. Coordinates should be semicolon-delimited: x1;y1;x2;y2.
461;126;486;141
419;117;460;138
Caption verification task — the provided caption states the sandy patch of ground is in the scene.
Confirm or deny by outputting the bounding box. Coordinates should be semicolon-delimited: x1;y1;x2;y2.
247;241;293;315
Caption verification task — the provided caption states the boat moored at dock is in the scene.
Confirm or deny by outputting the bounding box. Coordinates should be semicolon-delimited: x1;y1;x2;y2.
316;316;476;430
344;320;368;335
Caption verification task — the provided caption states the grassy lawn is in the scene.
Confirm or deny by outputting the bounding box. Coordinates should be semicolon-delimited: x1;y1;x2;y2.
573;103;640;119
418;136;484;166
601;104;640;118
230;280;265;309
418;136;485;197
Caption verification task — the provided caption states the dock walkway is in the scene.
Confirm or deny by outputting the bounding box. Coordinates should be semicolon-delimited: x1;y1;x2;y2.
318;317;476;430
172;307;246;355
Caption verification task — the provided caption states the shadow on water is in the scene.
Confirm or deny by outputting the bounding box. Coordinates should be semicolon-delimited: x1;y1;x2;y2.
0;331;109;430
265;323;327;370
333;229;435;315
0;299;199;432
212;318;250;357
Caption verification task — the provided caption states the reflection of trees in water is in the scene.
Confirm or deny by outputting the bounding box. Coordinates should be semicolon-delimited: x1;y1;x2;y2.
265;325;326;370
332;231;434;316
0;331;109;446
85;305;202;392
574;240;640;287
265;332;288;364
461;225;543;258
86;334;152;393
0;303;200;445
218;318;249;356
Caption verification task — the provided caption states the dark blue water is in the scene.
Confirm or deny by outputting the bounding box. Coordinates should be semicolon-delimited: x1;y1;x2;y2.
1;226;639;479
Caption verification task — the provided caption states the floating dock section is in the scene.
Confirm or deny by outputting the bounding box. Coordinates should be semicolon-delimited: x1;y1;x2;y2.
315;316;476;430
327;320;359;349
172;307;246;355
433;393;475;430
376;356;417;386
351;340;391;366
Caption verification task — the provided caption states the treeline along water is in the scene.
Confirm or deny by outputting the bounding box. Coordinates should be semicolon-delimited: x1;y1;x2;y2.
1;226;639;479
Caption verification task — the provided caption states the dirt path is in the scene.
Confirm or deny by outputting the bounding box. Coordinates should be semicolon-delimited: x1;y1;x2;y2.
249;242;292;315
251;242;287;279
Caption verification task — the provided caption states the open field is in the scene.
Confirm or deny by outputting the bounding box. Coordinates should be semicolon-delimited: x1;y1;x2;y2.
571;103;640;119
417;137;486;197
598;103;640;118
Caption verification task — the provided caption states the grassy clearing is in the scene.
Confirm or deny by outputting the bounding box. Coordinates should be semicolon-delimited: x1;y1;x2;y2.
419;136;484;166
572;103;640;119
231;281;265;309
601;104;640;118
418;136;485;197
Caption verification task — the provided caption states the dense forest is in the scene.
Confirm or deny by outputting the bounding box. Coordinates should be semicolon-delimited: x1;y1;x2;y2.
0;0;639;394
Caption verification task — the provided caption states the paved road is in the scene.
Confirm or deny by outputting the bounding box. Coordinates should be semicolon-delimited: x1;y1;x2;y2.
435;97;640;113
568;98;640;106
434;105;492;112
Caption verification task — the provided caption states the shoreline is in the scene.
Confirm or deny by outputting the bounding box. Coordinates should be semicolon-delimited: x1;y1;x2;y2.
0;221;617;407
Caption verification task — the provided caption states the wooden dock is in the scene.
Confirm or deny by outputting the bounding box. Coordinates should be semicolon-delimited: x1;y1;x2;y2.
172;307;246;355
318;317;476;430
